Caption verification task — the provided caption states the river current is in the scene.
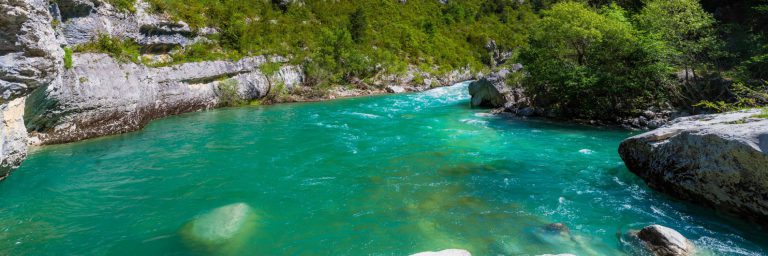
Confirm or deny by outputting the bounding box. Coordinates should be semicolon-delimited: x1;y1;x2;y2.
1;82;765;255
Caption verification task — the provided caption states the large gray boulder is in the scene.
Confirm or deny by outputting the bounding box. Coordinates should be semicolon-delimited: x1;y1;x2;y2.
629;225;694;256
468;68;528;109
0;0;63;177
25;53;303;145
619;109;768;224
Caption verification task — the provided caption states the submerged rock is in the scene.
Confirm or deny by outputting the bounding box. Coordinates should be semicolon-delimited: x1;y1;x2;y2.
410;249;471;256
631;225;695;256
179;203;258;252
619;109;768;224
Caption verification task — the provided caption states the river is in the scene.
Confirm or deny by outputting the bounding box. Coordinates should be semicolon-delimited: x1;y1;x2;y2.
0;82;765;255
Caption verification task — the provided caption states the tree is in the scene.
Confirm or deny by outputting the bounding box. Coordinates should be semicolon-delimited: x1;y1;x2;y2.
349;7;368;43
635;0;718;83
520;2;672;119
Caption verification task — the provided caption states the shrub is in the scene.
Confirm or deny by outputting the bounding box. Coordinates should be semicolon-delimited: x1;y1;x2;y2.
63;47;73;69
217;79;245;107
74;35;141;63
108;0;136;13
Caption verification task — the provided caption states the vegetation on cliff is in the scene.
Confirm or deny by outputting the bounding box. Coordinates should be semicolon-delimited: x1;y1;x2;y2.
96;0;767;118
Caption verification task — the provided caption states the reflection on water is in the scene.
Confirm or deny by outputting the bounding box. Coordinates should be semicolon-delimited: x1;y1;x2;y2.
0;83;766;255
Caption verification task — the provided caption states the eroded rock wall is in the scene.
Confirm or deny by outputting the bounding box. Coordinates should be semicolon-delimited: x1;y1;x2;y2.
0;0;63;178
25;53;302;145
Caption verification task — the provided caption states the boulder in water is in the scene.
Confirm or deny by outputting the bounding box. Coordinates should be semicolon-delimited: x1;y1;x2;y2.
631;225;694;256
410;249;471;256
179;203;259;252
619;109;768;224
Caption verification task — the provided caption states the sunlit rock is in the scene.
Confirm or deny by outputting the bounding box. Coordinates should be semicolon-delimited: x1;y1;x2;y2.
633;225;695;256
179;203;258;252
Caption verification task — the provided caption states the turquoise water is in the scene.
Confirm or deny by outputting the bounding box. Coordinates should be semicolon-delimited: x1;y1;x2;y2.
1;83;766;255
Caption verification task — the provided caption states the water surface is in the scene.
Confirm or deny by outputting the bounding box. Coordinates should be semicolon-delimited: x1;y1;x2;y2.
1;83;766;255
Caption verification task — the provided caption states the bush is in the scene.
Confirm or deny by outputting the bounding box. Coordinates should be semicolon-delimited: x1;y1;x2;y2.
63;47;73;69
108;0;136;13
74;35;141;63
217;79;245;107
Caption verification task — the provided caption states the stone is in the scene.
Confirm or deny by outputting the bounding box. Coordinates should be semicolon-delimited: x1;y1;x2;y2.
468;69;529;109
410;249;471;256
619;109;768;225
543;223;570;235
0;97;28;180
634;225;695;256
0;0;62;174
57;0;203;52
25;53;303;145
386;85;406;94
180;203;258;252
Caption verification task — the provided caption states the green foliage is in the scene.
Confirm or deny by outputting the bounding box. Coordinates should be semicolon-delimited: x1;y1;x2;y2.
635;0;718;81
142;0;532;86
349;7;368;43
217;79;245;107
74;35;141;63
695;83;768;112
260;62;282;76
107;0;136;13
755;108;768;118
63;47;73;69
520;2;672;119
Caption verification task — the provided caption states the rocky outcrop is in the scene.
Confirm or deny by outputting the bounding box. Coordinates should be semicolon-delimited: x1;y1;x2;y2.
373;66;475;91
410;249;471;256
0;97;28;179
621;225;695;256
619;109;768;224
1;0;63;178
468;67;528;109
634;225;695;256
25;53;302;145
55;0;208;52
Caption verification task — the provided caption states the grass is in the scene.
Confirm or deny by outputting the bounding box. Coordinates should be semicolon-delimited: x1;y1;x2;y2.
108;0;136;12
754;108;768;118
74;35;141;63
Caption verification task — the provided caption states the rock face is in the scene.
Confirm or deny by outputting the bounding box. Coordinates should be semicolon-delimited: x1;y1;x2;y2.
634;225;695;256
0;98;28;179
619;109;768;224
0;0;63;177
180;203;258;253
25;53;302;145
468;68;528;109
410;249;471;256
55;0;207;51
